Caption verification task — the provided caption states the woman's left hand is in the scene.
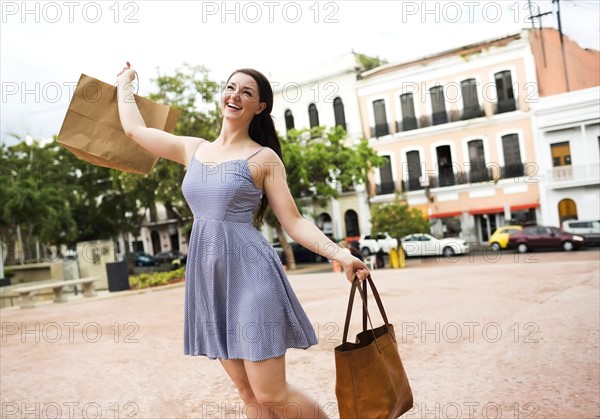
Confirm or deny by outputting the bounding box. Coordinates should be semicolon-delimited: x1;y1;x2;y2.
338;252;370;283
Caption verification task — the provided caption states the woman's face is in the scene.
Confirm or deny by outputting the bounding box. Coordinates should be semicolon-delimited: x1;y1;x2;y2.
221;72;266;123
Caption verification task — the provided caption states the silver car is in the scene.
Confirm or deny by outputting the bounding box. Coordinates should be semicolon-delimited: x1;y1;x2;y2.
401;233;470;257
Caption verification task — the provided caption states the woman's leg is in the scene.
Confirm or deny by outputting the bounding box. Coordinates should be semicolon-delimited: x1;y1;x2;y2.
219;358;282;419
243;355;329;419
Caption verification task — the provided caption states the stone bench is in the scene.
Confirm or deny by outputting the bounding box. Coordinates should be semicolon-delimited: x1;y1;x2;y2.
11;277;99;309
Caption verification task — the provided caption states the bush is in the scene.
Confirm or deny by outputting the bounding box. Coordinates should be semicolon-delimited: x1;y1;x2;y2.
129;268;186;290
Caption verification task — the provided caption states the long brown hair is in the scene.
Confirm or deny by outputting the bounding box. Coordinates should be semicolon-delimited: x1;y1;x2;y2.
226;68;282;226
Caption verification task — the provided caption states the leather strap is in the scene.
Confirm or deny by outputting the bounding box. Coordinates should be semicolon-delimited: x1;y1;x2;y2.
341;275;395;345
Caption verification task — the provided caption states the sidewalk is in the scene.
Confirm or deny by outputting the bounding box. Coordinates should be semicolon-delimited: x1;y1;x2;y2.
1;251;598;418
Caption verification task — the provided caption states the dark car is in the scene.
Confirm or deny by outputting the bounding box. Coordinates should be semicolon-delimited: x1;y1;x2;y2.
507;226;585;253
133;252;157;267
272;242;324;264
154;250;187;265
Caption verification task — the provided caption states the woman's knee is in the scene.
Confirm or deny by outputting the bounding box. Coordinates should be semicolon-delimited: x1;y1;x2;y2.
252;386;288;407
236;383;257;405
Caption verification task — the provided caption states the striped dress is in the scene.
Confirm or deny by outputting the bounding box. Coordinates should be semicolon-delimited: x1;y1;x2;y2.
181;147;318;361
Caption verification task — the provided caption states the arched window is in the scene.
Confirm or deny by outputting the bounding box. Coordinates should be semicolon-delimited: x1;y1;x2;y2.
333;97;346;131
308;103;319;128
558;199;577;223
467;139;489;183
495;70;516;113
430;85;448;125
344;210;360;238
461;78;482;120
284;109;295;131
502;134;524;178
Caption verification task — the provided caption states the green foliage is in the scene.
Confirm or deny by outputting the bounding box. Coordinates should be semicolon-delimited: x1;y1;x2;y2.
357;53;388;72
280;126;386;209
370;200;430;241
129;267;186;289
143;63;223;226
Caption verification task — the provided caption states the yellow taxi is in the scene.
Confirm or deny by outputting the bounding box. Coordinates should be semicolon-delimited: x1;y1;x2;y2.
488;225;523;251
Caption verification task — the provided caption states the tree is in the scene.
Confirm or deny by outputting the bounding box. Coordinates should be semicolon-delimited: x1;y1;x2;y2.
1;139;77;263
143;63;222;232
370;201;430;243
269;126;385;269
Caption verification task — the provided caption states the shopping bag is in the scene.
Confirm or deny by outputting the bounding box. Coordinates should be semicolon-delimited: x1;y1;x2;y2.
334;276;413;418
57;73;180;174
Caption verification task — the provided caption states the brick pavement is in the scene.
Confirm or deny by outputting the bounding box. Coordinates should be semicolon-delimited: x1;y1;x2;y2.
1;250;598;418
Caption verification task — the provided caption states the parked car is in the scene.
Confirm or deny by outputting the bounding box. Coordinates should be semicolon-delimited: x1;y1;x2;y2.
133;252;157;267
272;242;324;264
154;250;187;265
561;219;600;246
401;233;470;257
507;226;585;253
488;225;523;251
359;233;398;256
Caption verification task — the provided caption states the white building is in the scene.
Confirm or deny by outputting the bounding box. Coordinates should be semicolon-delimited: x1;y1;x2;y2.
532;86;600;227
270;52;373;241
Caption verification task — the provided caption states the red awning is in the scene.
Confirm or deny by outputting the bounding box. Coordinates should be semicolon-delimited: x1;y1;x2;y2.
468;203;540;215
429;211;462;219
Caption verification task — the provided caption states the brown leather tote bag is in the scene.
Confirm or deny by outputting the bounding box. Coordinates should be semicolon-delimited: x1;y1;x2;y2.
334;276;413;418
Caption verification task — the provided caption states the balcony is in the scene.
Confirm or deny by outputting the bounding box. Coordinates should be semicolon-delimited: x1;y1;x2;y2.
499;163;525;179
370;123;391;138
468;165;493;183
395;117;418;132
461;106;485;121
546;163;600;187
432;111;448;126
495;98;517;114
402;177;424;192
376;181;396;195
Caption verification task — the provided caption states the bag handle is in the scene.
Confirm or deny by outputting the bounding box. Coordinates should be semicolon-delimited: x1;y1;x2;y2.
341;275;395;348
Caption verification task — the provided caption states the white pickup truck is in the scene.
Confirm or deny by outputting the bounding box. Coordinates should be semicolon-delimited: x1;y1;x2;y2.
359;232;398;256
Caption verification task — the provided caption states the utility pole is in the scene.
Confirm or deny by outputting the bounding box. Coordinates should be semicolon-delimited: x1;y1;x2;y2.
553;0;570;91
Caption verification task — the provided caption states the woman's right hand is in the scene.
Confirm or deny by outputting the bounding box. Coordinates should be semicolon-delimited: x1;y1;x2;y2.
116;61;135;85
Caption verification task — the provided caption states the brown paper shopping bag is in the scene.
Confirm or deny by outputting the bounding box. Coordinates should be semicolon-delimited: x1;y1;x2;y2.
57;73;180;174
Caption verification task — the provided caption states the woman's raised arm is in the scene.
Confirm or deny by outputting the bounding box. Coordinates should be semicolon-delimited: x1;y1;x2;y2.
116;62;203;166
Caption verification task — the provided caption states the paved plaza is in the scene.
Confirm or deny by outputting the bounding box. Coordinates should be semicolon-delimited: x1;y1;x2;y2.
1;250;599;418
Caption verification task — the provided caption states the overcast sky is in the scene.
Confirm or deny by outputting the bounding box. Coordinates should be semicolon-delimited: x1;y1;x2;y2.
1;0;598;146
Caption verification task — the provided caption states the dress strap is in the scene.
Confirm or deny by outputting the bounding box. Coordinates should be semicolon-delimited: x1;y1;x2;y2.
189;140;206;166
246;147;266;161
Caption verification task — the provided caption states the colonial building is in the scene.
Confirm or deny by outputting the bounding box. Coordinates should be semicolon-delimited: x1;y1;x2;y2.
532;86;600;227
270;52;372;241
356;28;599;243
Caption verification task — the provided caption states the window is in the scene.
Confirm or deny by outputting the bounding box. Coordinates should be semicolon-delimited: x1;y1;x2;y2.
400;93;417;131
461;79;482;120
468;140;489;182
284;109;294;131
551;142;572;167
405;150;423;191
502;134;524;178
558;199;578;224
344;210;360;237
372;99;389;137
430;86;448;125
333;97;346;131
495;71;516;113
436;145;454;187
377;155;395;194
308;103;319;128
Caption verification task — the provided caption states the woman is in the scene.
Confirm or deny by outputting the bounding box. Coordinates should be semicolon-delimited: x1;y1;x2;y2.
116;63;369;418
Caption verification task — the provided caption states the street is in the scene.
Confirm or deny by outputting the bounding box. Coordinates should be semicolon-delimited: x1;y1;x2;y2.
1;249;598;418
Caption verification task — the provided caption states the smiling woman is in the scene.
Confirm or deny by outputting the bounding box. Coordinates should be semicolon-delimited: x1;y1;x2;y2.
115;62;368;418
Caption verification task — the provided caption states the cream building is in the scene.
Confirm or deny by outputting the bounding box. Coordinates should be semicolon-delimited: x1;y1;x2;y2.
356;29;599;243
